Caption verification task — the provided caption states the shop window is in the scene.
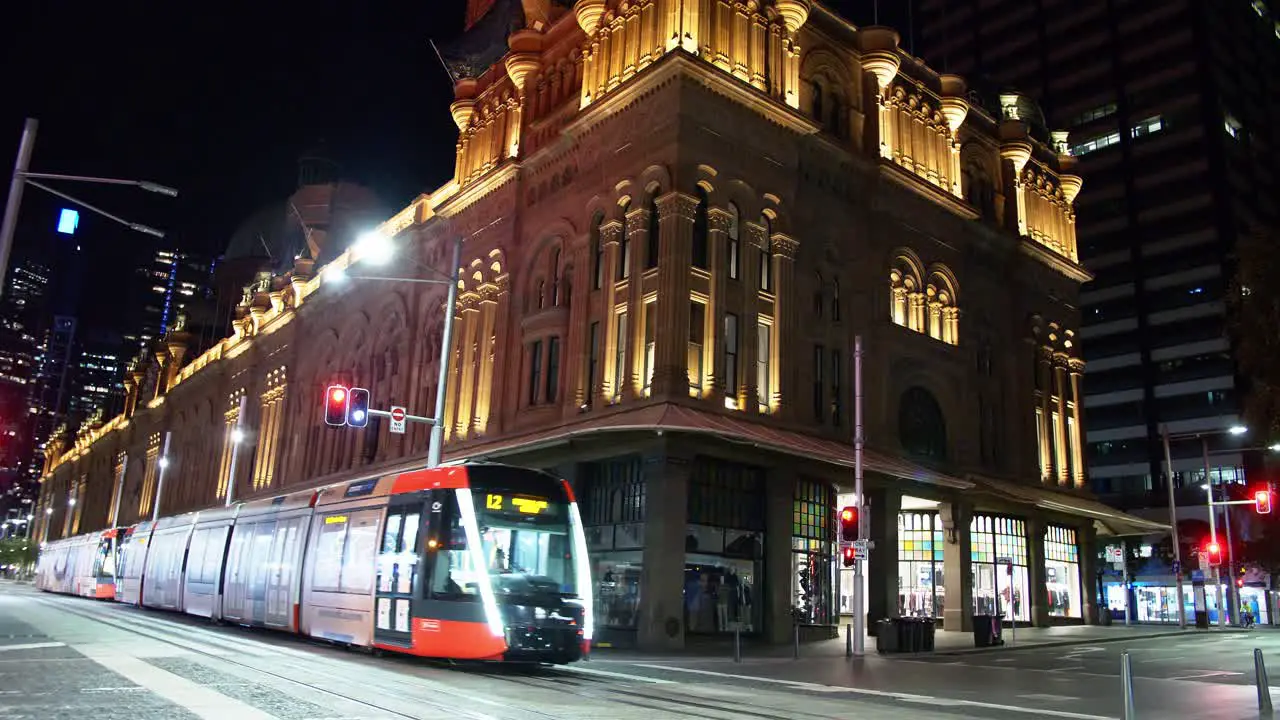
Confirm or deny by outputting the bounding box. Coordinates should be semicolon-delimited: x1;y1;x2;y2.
687;458;766;531
970;515;1030;623
898;511;945;619
685;458;765;635
792;478;836;626
1045;525;1082;619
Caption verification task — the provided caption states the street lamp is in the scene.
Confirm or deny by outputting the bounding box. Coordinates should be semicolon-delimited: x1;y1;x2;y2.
327;233;462;468
0;118;179;299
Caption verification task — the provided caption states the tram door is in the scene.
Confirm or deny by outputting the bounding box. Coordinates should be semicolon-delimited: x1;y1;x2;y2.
374;498;425;646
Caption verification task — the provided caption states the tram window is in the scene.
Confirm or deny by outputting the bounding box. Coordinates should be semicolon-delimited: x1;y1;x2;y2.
430;525;479;600
339;512;379;594
312;516;347;592
401;512;421;553
381;513;403;554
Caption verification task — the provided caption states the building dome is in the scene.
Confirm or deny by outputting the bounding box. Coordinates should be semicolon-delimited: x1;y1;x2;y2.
223;202;309;275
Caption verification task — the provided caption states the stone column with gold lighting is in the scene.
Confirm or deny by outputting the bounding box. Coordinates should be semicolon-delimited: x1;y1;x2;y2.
706;208;731;402
624;206;646;398
563;245;592;418
473;285;500;435
771;232;800;417
653;191;697;397
457;296;482;438
1053;354;1070;487
1037;345;1054;483
597;221;622;406
1069;357;1086;488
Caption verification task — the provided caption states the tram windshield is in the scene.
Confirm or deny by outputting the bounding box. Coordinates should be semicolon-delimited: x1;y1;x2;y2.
473;489;577;601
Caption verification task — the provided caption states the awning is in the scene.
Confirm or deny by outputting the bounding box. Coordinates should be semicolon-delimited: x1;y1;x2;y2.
449;402;974;489
968;474;1169;537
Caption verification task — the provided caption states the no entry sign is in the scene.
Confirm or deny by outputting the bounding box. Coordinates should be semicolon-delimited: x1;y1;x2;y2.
389;406;406;434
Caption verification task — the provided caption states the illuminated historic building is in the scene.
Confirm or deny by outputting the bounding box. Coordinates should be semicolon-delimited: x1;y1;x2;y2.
36;0;1161;649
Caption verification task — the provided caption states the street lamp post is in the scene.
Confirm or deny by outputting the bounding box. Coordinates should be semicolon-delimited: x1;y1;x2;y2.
1161;424;1187;629
0;117;177;299
152;432;172;522
332;233;462;469
224;397;247;507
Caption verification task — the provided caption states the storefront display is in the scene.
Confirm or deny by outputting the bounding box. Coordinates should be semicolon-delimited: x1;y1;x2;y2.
792;479;835;626
971;515;1030;622
685;552;759;633
1044;525;1081;618
1239;586;1270;625
594;551;642;629
898;511;944;619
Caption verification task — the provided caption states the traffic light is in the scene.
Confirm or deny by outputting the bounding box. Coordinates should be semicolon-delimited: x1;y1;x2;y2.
840;506;859;542
841;545;856;568
325;385;349;426
347;388;371;428
1256;489;1272;515
1206;541;1222;567
1238;577;1246;588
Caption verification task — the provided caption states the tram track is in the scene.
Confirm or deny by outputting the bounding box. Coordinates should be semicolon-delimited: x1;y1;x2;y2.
34;594;559;720
30;591;848;720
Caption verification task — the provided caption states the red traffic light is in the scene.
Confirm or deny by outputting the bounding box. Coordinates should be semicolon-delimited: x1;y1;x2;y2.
325;385;350;426
841;545;857;568
1256;489;1272;514
1206;541;1222;567
1238;578;1246;588
839;505;859;542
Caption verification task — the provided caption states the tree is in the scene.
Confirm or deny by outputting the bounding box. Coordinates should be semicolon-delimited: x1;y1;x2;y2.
1229;225;1280;438
0;538;37;571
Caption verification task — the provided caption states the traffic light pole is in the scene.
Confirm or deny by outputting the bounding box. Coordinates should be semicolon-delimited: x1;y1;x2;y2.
1160;424;1187;629
853;335;865;657
427;237;462;469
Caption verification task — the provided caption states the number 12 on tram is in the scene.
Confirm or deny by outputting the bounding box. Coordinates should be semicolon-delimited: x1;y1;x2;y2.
313;464;594;663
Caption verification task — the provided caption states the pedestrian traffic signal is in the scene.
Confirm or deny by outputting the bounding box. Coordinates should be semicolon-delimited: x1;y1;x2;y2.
325;385;349;426
347;388;370;428
840;506;859;542
1255;489;1272;514
1238;578;1246;588
1206;541;1222;567
841;545;857;568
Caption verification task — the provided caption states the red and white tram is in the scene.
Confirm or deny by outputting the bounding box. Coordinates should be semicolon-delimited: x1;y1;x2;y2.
35;527;123;599
41;463;594;664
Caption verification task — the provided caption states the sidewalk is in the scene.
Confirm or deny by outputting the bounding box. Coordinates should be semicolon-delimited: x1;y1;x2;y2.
591;622;1250;662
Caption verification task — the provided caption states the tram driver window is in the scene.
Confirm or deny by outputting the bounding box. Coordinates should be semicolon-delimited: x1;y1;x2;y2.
430;524;480;599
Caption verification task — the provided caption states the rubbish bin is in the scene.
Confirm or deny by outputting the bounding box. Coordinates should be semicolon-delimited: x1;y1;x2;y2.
908;618;925;652
876;619;898;653
922;619;936;652
991;614;1005;645
972;614;994;647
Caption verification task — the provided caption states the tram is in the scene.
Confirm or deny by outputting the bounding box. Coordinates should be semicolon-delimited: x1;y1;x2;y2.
34;527;123;599
38;463;594;664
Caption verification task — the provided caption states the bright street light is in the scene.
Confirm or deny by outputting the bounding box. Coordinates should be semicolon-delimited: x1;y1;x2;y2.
1269;443;1280;453
158;457;170;469
1229;424;1248;436
353;231;393;266
326;266;348;284
231;428;245;444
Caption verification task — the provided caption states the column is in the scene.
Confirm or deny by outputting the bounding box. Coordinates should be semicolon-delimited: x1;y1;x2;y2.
473;288;499;433
597;222;622;407
1069;359;1086;488
866;488;902;629
566;249;592;416
653;192;697;397
764;466;795;644
770;233;799;417
940;500;974;632
457;299;482;438
1038;346;1054;483
442;299;466;442
1053;358;1069;486
740;223;767;409
706;208;730;402
1079;523;1100;625
624;207;646;398
1028;516;1049;627
638;453;691;651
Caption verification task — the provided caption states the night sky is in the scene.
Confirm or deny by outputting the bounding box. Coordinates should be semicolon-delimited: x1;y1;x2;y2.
0;0;903;317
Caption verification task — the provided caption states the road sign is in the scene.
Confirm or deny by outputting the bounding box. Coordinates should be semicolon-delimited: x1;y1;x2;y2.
852;539;869;560
1172;560;1181;575
389;406;406;435
1105;546;1123;563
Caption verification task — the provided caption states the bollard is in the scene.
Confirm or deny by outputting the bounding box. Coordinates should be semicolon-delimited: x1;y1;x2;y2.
846;623;853;658
734;625;741;663
1121;651;1136;720
1255;648;1273;714
793;622;800;660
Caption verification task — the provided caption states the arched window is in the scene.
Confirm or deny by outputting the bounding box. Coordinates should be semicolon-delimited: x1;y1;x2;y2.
830;91;845;137
889;256;924;333
591;212;604;290
927;271;960;345
813;272;824;319
759;214;773;292
536;280;546;310
551;248;562;306
693;187;709;269
811;80;824;123
646;196;660;270
899;386;947;461
726;201;740;280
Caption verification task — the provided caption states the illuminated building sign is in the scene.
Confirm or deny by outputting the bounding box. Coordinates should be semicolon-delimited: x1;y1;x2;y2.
57;209;79;235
